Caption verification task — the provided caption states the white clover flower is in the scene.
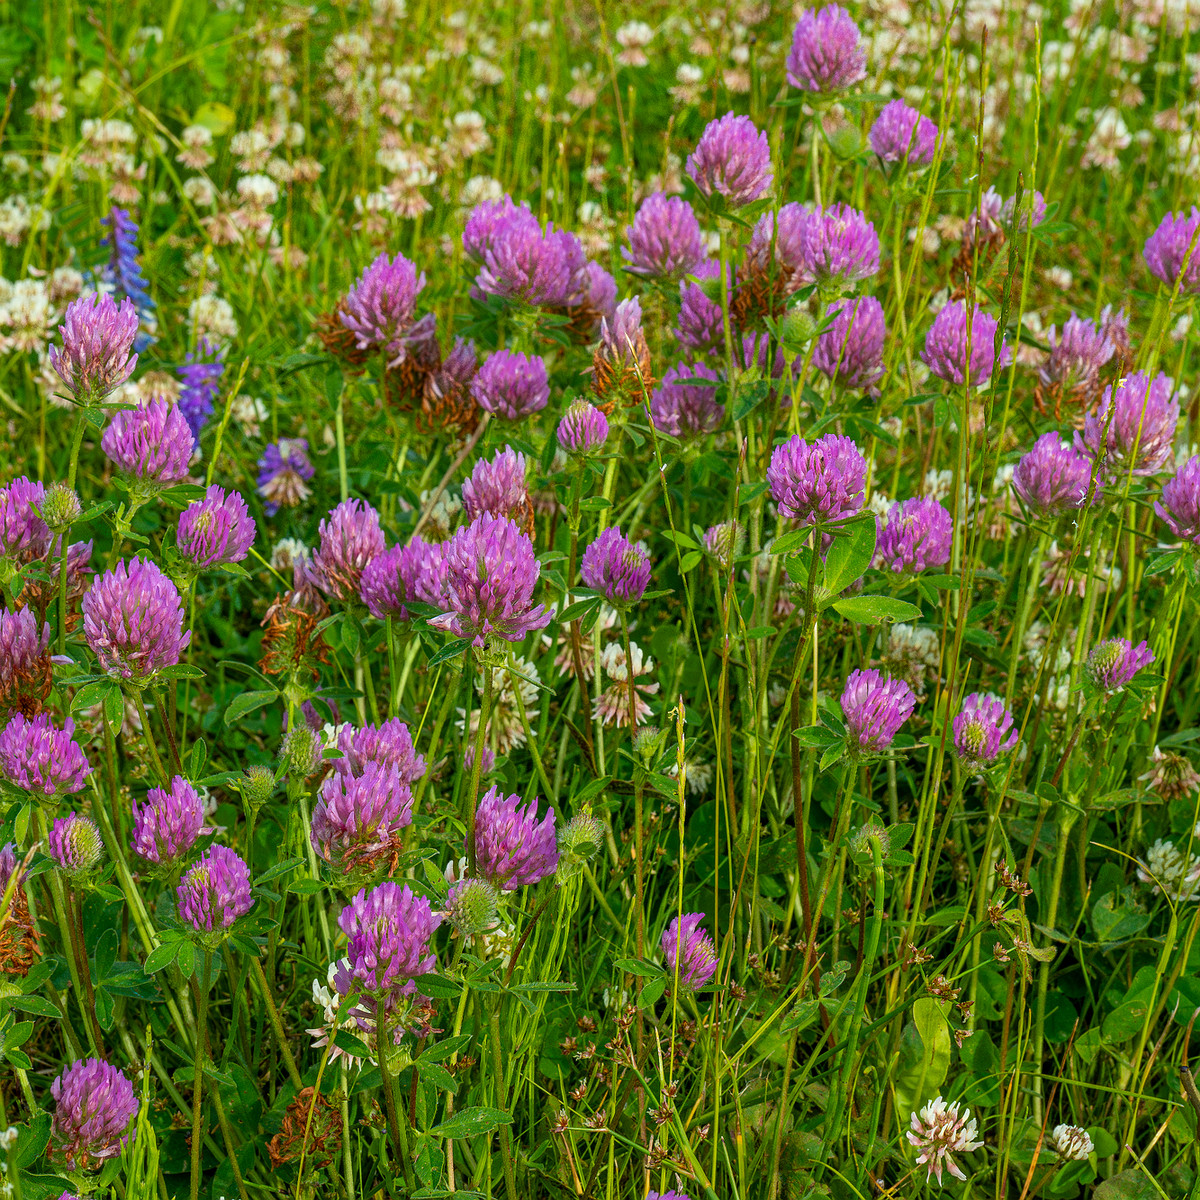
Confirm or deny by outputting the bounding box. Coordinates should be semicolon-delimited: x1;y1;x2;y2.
1049;1124;1094;1161
907;1096;984;1184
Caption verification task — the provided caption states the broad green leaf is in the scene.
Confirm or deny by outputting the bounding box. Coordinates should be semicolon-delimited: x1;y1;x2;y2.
430;1106;513;1138
833;595;922;624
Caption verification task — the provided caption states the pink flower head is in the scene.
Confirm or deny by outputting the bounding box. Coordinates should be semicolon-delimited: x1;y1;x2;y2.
48;291;139;404
83;558;189;682
50;1057;139;1170
176;485;256;569
662;913;718;990
767;433;867;526
786;4;867;93
841;669;915;755
686;113;772;208
312;498;386;603
473;786;559;889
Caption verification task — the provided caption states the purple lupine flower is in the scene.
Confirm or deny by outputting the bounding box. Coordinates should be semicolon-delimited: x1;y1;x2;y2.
798;203;880;289
1156;456;1200;545
176;844;254;933
650;362;724;439
1012;433;1098;516
311;761;414;878
676;259;725;353
767;433;867;526
47;812;103;876
335;718;425;783
131;775;205;867
176;337;225;445
50;1057;139;1169
953;693;1018;771
875;497;953;574
813;296;886;390
964;188;1005;248
572;260;618;333
580;526;652;606
0;713;90;796
476;217;587;308
1144;208;1200;294
469;351;550;420
473;786;559;889
786;4;867;93
1002;190;1046;234
340;252;431;366
0;607;53;715
685;113;773;208
311;498;386;603
100;206;154;324
868;100;938;167
557;399;609;454
841;669;916;754
0;477;51;565
82;558;189;682
359;537;447;621
744;203;811;295
463;446;530;524
1038;315;1115;396
623;193;707;280
257;438;315;516
462;195;533;262
661;912;718;990
48;292;139;404
336;881;441;1001
100;398;193;487
1087;638;1154;692
1076;371;1179;480
176;485;256;569
920;301;1005;386
429;514;551;648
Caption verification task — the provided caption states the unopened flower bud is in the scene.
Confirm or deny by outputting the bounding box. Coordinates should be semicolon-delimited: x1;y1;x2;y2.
281;724;323;781
848;821;890;867
40;483;83;533
557;813;605;881
241;764;275;812
780;307;817;352
633;725;666;766
826;123;865;160
444;877;500;936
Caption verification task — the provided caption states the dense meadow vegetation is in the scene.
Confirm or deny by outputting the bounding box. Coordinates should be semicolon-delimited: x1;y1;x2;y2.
2;0;1200;1197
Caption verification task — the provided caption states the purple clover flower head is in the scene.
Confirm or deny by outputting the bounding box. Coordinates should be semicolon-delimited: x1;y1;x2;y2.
920;301;1005;386
595;298;651;386
767;433;867;526
0;477;51;565
676;259;725;353
0;713;91;797
337;881;441;998
0;843;22;892
257;438;315;516
0;607;52;715
48;292;139;404
875;496;953;574
463;742;496;777
336;718;425;784
359;537;446;621
813;296;886;390
841;668;916;755
650;362;724;439
1038;315;1115;395
1012;433;1097;517
340;252;429;367
648;1193;693;1200
429;514;551;649
1144;208;1200;294
580;526;652;607
798;203;880;289
1076;371;1179;480
1156;456;1200;545
953;693;1018;771
964;188;1005;248
623;193;707;280
100;398;193;488
312;499;386;603
473;786;559;889
176;338;225;446
470;350;550;420
83;558;189;683
463;446;530;524
704;520;745;571
661;913;718;990
557;399;609;455
476;216;586;308
745;203;811;295
48;811;103;876
462;195;532;262
686;113;773;208
786;4;867;93
131;776;205;868
176;844;253;934
312;761;414;878
869;100;937;168
1087;637;1154;693
50;1057;139;1170
176;485;256;570
1002;190;1046;234
573;261;618;333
